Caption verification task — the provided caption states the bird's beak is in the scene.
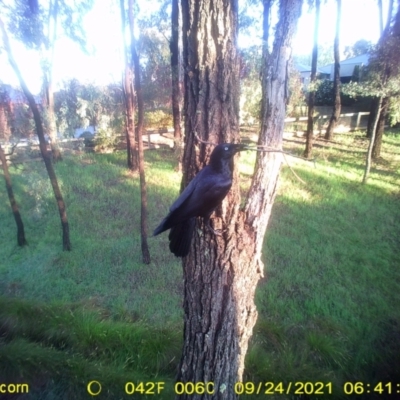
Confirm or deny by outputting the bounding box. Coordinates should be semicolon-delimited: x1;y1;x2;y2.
235;143;250;152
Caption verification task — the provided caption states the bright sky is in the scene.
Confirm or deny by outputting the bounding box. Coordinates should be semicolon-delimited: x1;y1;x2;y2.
0;0;391;95
293;0;387;55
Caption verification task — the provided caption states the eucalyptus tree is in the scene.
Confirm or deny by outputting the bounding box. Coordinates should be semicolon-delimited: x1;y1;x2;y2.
344;2;400;183
324;0;341;140
120;0;150;263
170;0;182;166
304;0;321;159
0;143;27;246
366;0;394;143
5;0;93;161
0;15;71;250
370;0;395;158
177;0;302;397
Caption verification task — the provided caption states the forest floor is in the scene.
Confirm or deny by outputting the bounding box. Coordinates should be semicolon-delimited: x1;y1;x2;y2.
0;129;399;399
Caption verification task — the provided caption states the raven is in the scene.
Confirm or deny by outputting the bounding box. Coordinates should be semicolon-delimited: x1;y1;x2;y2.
153;143;247;257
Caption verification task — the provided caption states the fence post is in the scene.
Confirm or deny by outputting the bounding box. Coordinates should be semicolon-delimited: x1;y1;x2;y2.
356;112;361;130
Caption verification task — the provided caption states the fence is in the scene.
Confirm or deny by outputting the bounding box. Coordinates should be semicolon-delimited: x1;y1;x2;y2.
284;111;370;134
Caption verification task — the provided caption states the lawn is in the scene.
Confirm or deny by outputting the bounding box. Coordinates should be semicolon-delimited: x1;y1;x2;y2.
0;130;399;399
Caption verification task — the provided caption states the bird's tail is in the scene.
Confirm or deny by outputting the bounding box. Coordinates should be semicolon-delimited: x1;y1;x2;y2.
168;218;196;257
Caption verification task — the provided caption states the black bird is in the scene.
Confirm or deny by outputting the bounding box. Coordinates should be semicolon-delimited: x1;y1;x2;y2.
153;143;247;257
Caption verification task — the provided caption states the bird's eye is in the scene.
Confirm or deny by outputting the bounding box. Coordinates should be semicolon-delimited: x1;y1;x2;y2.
224;146;228;151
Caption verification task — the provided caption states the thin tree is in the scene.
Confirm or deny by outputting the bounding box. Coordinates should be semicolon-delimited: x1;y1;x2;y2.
177;0;302;397
369;0;396;159
0;16;71;250
362;3;400;182
120;0;138;170
363;97;383;183
18;0;92;162
0;143;27;246
324;0;341;140
129;0;150;264
41;0;62;161
370;0;394;158
170;0;182;170
366;0;394;141
304;0;320;159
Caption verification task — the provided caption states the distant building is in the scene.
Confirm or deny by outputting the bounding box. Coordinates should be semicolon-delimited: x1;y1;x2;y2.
319;53;370;83
294;63;329;88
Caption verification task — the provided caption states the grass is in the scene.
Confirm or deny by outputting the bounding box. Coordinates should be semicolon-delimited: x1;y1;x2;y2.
1;130;400;399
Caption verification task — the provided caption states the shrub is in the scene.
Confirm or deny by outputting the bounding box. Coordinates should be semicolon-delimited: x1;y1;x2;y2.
93;129;118;153
144;110;173;130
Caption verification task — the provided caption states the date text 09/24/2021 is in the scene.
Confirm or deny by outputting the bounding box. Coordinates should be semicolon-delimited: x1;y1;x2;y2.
85;380;400;396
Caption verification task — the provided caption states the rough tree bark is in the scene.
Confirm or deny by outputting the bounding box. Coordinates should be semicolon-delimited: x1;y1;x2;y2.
372;97;388;158
177;0;302;398
120;0;138;170
130;0;150;264
363;97;382;184
324;0;341;140
304;0;320;159
0;16;71;251
43;69;63;162
170;0;182;170
0;144;27;246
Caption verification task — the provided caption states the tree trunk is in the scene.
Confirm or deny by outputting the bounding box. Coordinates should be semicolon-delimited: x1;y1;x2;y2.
363;96;382;184
325;0;341;140
170;0;183;170
366;0;393;138
366;97;379;138
177;0;302;398
304;0;320;159
130;0;150;264
42;0;62;162
120;0;138;171
372;96;388;159
0;144;27;246
43;70;63;162
0;16;71;251
122;65;138;170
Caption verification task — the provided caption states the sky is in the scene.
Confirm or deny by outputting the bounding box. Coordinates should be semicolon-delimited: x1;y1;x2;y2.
0;0;391;95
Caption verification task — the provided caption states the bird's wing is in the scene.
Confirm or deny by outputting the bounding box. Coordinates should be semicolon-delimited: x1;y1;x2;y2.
171;168;232;219
154;166;231;236
169;167;209;212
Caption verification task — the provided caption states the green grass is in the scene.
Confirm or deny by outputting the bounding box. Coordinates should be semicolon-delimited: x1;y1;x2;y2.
1;131;400;399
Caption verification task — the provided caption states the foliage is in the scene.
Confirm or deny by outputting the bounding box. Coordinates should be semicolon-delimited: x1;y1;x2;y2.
5;0;92;52
343;39;373;59
314;79;334;105
144;109;173;129
388;96;400;126
54;81;125;138
6;0;43;49
139;28;172;110
313;79;366;107
10;103;35;139
93;128;119;153
54;79;86;137
343;33;400;100
239;45;262;125
287;65;307;117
